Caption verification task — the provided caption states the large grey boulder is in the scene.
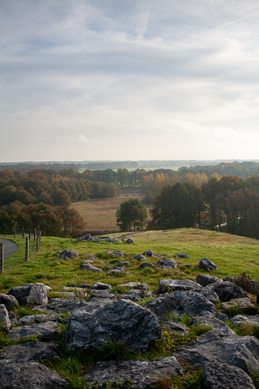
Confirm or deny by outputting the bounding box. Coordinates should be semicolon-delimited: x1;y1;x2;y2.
145;291;216;318
210;281;247;302
177;327;259;373
0;362;68;388
158;279;201;293
196;287;219;303
6;321;60;341
83;356;182;389
0;293;19;310
8;283;48;306
157;259;177;268
198;258;218;271
196;274;223;287
201;361;256;389
65;299;161;353
0;304;11;330
0;342;60;364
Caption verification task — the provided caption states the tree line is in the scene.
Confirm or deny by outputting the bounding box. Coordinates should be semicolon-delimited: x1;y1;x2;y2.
0;168;119;207
0;202;86;237
147;175;259;240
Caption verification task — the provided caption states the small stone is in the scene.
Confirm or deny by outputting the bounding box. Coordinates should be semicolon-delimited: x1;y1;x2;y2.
107;250;124;257
125;238;134;244
0;293;19;310
139;262;156;269
80;263;102;272
157;259;178;268
133;254;146;261
0;304;11;330
91;282;112;290
198;258;218;271
174;253;189;259
143;250;156;257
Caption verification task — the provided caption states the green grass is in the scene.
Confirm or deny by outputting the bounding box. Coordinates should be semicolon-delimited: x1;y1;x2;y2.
1;228;259;294
1;228;259;388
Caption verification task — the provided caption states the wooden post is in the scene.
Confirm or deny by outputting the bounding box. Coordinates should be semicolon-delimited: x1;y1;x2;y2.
26;237;29;261
14;227;16;238
29;228;31;240
22;227;25;239
34;228;36;242
37;233;40;253
0;243;4;274
38;232;41;252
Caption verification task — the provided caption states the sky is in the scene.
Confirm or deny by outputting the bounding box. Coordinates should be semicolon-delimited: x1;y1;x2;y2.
0;0;259;162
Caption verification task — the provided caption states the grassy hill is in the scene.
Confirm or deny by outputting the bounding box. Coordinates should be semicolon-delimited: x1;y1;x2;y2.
1;228;259;388
1;228;259;294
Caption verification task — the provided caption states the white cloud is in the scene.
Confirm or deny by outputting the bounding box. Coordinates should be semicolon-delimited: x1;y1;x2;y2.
1;0;259;161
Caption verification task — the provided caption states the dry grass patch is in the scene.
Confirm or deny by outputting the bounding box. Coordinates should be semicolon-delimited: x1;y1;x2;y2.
71;195;150;234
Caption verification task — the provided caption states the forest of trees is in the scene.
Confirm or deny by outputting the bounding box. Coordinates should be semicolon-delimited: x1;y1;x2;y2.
0;162;259;239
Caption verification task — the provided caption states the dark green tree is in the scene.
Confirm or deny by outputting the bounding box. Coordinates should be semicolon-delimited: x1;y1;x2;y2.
148;182;203;230
116;198;148;231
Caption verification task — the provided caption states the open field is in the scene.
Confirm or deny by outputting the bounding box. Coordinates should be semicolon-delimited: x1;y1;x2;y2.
71;195;151;234
1;229;259;294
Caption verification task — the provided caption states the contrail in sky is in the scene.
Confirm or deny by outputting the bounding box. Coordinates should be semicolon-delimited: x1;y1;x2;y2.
142;0;154;37
183;16;249;44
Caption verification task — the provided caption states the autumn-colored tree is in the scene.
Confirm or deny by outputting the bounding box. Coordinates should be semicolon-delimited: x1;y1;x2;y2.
52;189;72;206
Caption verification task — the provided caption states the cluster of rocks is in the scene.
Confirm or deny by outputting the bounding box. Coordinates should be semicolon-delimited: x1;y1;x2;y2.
78;250;215;275
1;270;259;388
76;234;134;244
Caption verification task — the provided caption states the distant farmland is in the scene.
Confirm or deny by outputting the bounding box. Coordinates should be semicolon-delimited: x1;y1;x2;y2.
71;189;150;235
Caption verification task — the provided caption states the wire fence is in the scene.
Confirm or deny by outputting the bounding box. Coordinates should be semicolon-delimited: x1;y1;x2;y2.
0;227;41;273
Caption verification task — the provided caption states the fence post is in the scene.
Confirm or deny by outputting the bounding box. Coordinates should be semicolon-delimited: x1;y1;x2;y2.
37;233;41;253
14;227;16;238
0;243;4;274
22;227;25;239
26;237;29;261
29;228;31;240
34;228;36;242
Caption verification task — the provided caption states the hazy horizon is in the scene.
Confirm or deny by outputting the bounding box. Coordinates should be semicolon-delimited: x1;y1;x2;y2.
1;1;259;162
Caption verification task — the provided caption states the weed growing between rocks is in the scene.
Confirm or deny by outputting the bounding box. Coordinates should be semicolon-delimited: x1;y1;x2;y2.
150;361;202;389
249;368;259;389
227;321;259;339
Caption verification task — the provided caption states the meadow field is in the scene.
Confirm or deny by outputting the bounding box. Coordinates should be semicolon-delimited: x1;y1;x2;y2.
1;228;259;294
71;192;151;234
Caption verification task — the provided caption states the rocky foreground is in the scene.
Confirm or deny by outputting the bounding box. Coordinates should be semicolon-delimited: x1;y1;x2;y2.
1;254;259;388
